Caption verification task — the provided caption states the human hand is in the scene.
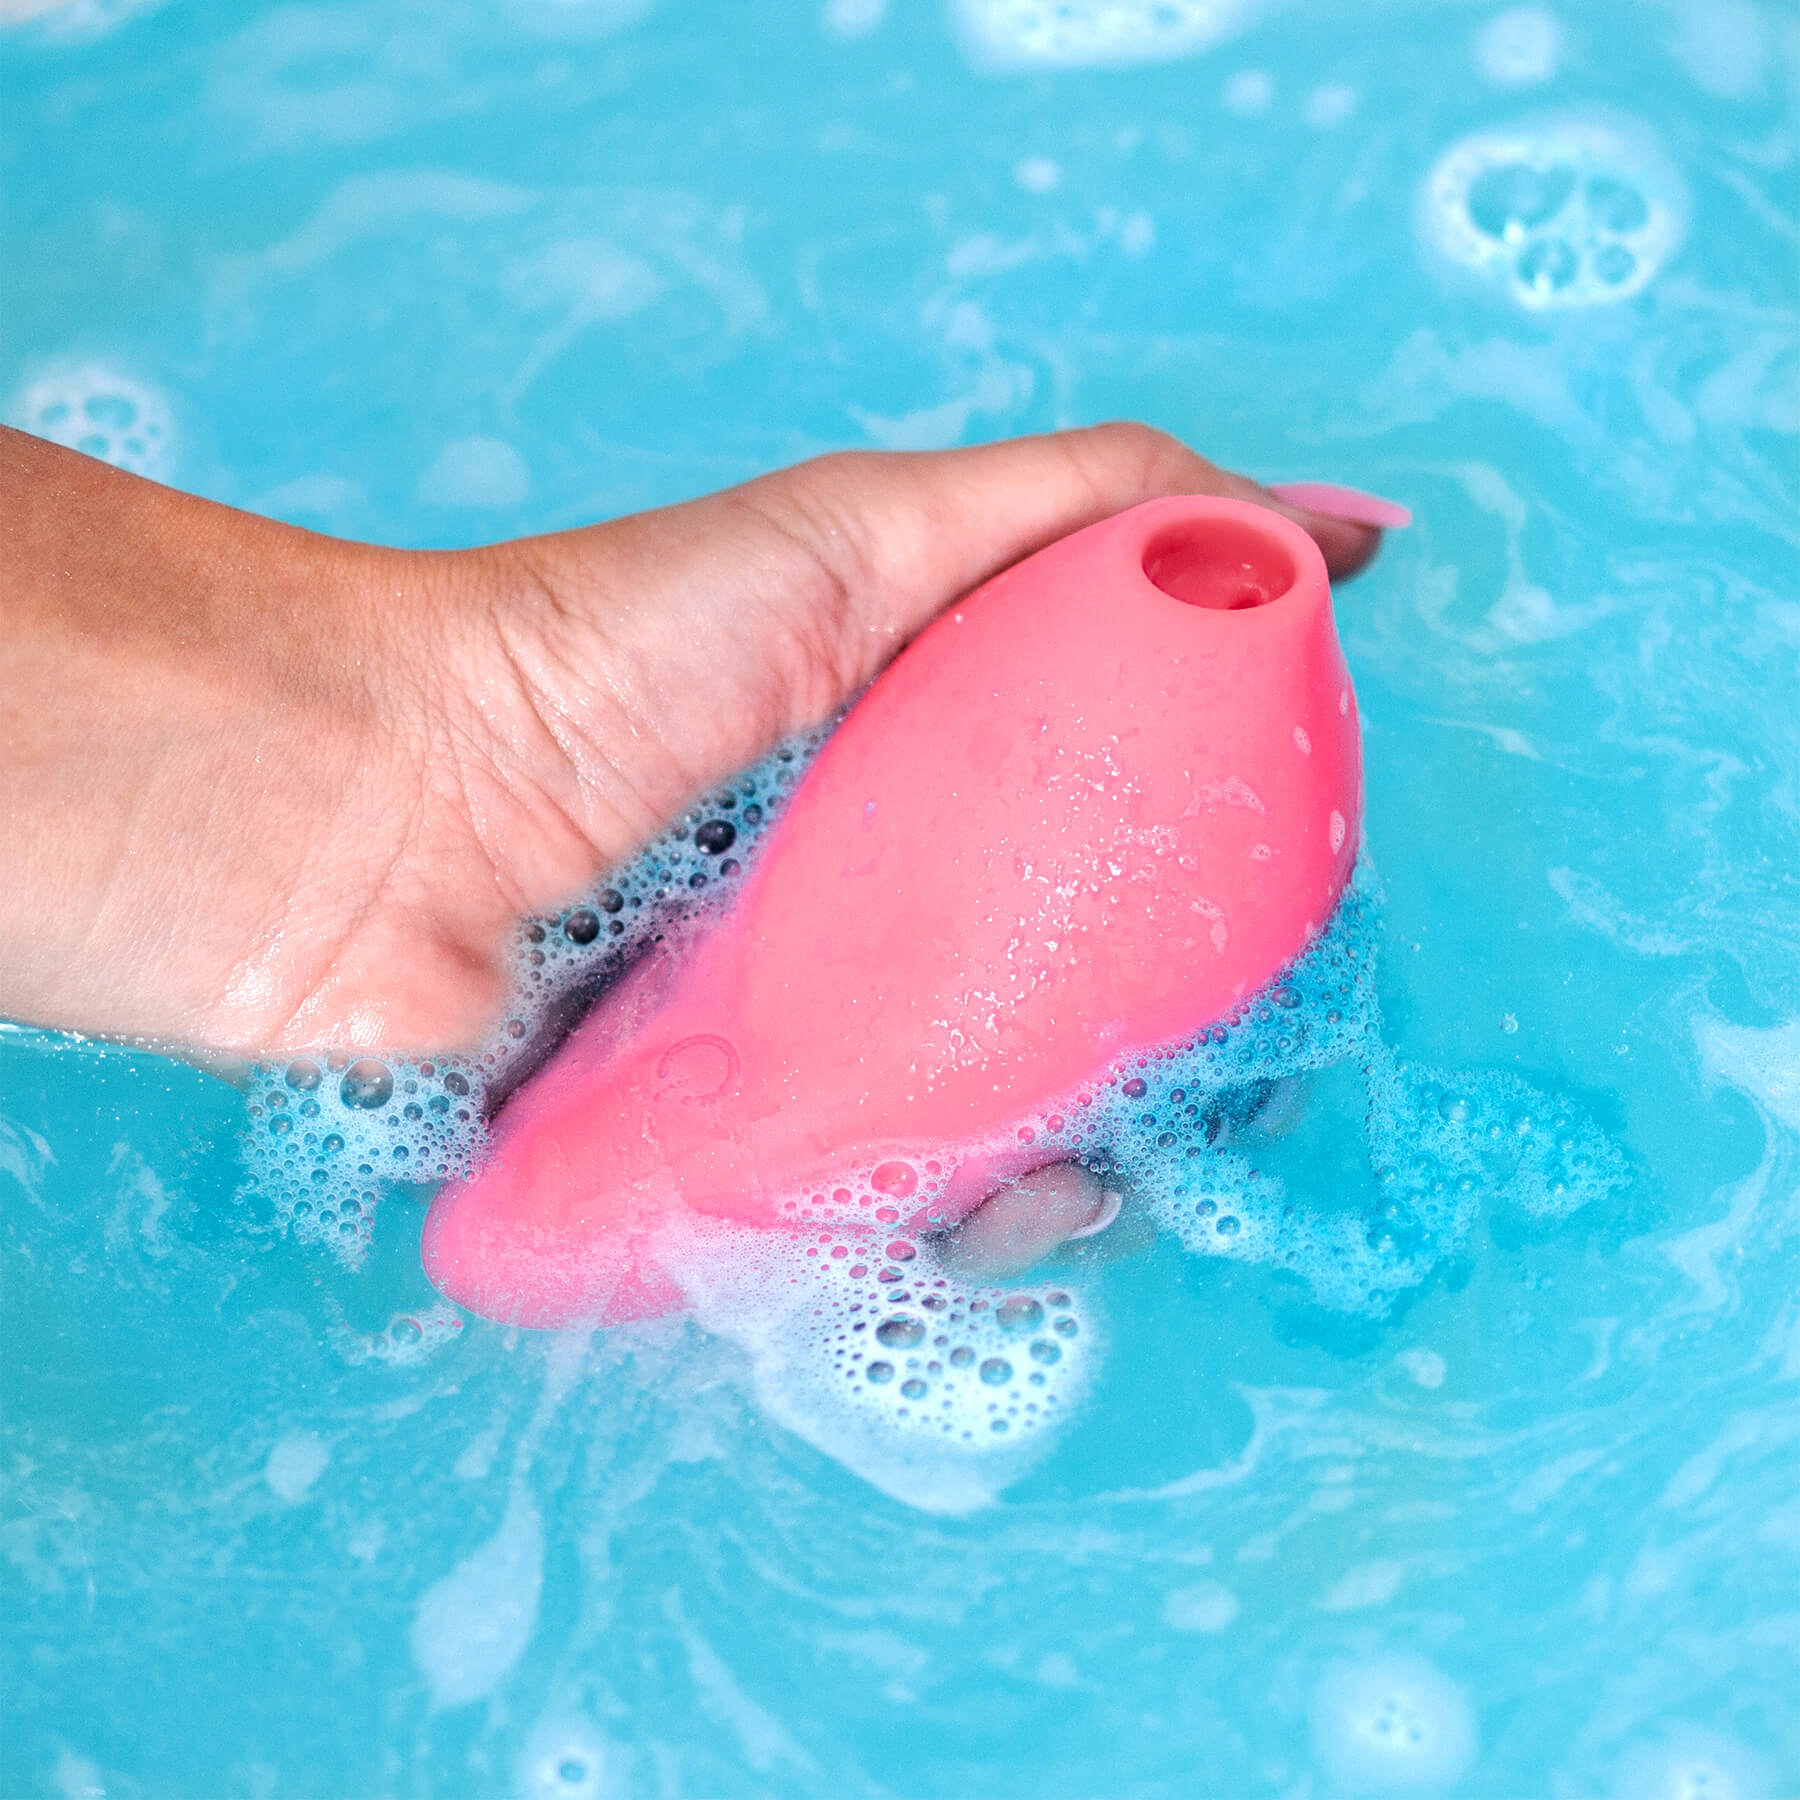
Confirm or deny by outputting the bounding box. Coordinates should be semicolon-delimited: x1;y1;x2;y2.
1;422;1390;1055
2;423;1394;1271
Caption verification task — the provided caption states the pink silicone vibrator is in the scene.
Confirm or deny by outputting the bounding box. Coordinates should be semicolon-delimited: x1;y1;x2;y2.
423;495;1362;1327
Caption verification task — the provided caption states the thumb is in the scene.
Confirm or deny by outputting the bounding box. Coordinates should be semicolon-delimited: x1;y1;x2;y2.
648;422;1385;700
532;423;1385;730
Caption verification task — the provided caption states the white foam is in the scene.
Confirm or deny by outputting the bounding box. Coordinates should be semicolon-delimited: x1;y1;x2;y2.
264;1431;330;1503
1612;1724;1773;1800
1311;1655;1478;1793
1320;1558;1406;1611
1163;1581;1239;1631
501;0;655;40
411;1481;544;1707
1396;1348;1447;1389
1117;211;1156;255
3;0;163;41
1014;155;1061;193
1304;84;1358;130
1474;8;1561;87
515;1713;617;1800
10;362;174;480
1420;113;1689;310
951;0;1254;72
1223;68;1273;116
664;1215;1101;1515
822;0;885;37
417;435;532;508
1695;1016;1800;1133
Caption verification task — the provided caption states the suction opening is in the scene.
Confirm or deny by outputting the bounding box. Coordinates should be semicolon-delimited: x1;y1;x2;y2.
1142;515;1297;611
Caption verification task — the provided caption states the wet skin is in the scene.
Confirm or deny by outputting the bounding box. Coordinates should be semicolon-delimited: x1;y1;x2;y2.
0;422;1390;1270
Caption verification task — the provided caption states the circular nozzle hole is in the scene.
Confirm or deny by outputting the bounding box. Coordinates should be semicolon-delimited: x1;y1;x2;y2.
1142;516;1297;611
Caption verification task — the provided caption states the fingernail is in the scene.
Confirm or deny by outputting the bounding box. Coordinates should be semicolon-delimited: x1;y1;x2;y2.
1064;1188;1123;1242
1269;481;1412;531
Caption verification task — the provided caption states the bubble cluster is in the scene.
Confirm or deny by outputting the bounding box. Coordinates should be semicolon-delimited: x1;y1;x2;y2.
665;1214;1099;1514
1310;1655;1478;1793
1420;114;1688;309
1144;1044;1627;1317
327;1300;465;1368
951;0;1253;72
1609;1725;1773;1800
11;362;174;478
248;715;1624;1499
240;731;826;1260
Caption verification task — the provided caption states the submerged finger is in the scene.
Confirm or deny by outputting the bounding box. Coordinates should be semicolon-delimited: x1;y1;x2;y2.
942;1162;1121;1283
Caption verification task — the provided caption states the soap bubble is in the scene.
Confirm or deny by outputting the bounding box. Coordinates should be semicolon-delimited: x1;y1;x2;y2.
339;1059;394;1110
10;361;175;480
240;730;826;1264
248;717;1624;1513
663;1212;1100;1514
1310;1655;1478;1793
1420;114;1688;310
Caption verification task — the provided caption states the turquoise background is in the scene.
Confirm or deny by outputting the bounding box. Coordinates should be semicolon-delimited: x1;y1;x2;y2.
3;0;1797;1794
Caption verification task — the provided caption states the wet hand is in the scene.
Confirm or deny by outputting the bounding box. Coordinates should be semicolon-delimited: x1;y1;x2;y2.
0;421;1390;1061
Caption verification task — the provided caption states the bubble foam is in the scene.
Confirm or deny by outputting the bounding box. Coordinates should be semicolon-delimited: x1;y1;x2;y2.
1610;1725;1773;1800
247;737;1625;1503
665;1215;1101;1514
1420;113;1689;310
241;729;828;1262
10;362;174;479
1310;1655;1478;1793
950;0;1254;72
515;1714;618;1800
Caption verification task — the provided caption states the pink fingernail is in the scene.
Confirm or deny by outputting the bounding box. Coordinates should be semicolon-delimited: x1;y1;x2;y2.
1269;481;1412;530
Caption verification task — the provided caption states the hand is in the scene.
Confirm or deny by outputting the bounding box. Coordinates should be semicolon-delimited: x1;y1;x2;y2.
1;422;1387;1056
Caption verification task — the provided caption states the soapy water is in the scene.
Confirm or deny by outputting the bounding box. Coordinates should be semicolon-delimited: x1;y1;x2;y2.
8;361;175;480
950;0;1253;73
1309;1654;1479;1795
243;723;1627;1502
1420;113;1689;311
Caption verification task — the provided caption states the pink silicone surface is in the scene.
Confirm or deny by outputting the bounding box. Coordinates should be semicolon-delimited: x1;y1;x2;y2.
423;496;1361;1327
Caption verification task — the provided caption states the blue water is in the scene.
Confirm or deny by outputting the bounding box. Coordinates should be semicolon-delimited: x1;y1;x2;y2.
4;1;1798;1795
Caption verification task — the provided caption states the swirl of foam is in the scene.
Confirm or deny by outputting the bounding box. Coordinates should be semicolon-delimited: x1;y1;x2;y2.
1420;113;1689;310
